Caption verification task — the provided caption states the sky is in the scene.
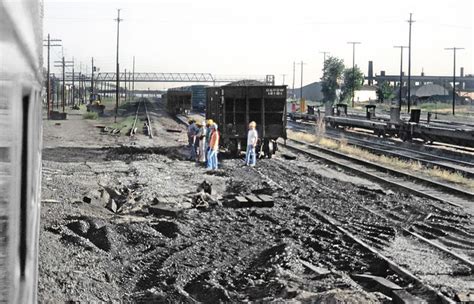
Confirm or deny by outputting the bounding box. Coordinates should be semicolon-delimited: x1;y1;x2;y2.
43;0;474;89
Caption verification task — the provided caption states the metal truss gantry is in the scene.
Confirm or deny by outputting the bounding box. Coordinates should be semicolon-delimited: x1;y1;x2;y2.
64;72;268;83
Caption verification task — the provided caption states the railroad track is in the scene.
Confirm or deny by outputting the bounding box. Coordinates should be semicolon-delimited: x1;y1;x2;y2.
288;120;474;180
254;154;473;303
281;138;473;212
130;98;153;138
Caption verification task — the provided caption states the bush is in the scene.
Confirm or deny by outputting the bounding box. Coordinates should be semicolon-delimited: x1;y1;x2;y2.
83;112;98;120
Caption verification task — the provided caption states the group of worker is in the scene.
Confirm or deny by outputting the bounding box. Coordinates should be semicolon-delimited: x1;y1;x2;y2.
187;119;259;169
187;119;220;170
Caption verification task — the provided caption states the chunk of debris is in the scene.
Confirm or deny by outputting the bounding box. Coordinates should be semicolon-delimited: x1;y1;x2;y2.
299;259;331;276
233;194;274;207
106;199;118;213
166;129;182;133
192;191;217;209
197;180;212;195
148;204;184;218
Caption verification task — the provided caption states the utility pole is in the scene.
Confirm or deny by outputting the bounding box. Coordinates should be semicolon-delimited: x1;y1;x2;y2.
298;61;307;101
394;46;408;111
115;9;123;122
54;57;73;113
91;57;95;101
71;58;75;107
407;13;415;113
347;41;361;107
124;68;127;102
445;47;464;116
281;74;286;85
132;56;136;102
292;61;296;99
43;34;61;119
319;51;329;69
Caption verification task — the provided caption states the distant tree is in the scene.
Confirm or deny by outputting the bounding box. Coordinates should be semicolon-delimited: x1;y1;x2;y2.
321;56;345;104
341;66;364;102
376;82;394;102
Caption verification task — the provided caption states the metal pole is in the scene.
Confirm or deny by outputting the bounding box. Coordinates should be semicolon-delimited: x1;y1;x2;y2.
300;60;304;101
72;59;75;107
292;61;295;99
407;13;415;113
46;34;50;118
115;9;123;122
62;57;65;112
394;46;407;111
445;47;464;116
91;57;94;100
43;35;61;118
347;42;361;107
320;51;329;69
132;56;135;101
453;49;456;116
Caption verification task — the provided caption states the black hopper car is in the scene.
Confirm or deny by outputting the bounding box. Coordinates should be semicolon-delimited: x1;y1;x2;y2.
206;83;287;157
163;89;192;115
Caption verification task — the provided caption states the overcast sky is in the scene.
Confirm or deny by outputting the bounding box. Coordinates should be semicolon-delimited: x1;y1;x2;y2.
43;0;473;88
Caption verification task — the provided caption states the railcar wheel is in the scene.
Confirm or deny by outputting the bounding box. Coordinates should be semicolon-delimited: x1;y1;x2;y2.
229;140;241;157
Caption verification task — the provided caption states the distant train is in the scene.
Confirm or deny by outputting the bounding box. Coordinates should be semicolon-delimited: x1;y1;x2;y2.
206;83;287;157
291;105;474;148
1;1;43;302
163;90;192;115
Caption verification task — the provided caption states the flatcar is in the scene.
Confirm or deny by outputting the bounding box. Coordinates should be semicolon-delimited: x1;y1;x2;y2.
206;83;287;157
324;107;474;147
163;89;192;115
1;0;43;303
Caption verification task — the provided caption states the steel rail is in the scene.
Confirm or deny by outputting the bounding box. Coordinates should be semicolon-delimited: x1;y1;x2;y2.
280;138;473;212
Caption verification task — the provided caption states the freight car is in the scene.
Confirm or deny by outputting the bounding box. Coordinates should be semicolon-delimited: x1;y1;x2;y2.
206;83;287;157
1;1;43;302
324;107;474;148
163;89;192;115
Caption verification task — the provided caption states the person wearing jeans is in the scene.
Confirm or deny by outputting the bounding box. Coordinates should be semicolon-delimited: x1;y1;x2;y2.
245;121;258;167
207;123;219;170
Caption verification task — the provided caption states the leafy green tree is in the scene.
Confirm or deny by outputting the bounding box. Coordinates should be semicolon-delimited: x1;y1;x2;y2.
376;82;394;102
321;56;345;104
341;66;364;102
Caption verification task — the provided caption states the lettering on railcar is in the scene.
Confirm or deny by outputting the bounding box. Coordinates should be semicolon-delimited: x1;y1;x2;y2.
265;88;285;96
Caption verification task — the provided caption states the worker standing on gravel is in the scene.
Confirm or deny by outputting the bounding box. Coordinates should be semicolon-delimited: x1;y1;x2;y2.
205;119;213;163
207;123;219;170
245;121;258;167
187;119;198;161
196;120;207;164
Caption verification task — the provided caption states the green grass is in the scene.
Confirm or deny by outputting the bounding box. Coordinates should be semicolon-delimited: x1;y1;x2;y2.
83;112;98;120
108;115;138;131
288;130;474;191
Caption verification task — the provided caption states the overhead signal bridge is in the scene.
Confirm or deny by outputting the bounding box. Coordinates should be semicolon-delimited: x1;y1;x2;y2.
64;72;271;84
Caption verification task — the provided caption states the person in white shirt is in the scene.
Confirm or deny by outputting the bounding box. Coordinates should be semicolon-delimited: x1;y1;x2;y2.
245;121;258;166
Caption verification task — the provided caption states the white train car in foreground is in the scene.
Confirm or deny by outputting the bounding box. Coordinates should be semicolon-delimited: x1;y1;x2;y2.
0;0;43;302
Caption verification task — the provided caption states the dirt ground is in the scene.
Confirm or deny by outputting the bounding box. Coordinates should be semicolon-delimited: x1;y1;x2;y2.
38;100;471;303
